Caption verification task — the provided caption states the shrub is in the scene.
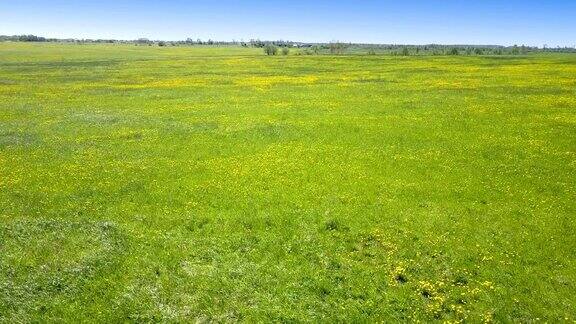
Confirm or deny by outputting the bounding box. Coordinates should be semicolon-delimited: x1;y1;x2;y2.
281;47;290;55
264;44;279;56
329;42;346;55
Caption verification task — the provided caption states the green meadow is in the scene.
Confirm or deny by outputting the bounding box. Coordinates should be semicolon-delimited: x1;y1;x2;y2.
1;43;575;322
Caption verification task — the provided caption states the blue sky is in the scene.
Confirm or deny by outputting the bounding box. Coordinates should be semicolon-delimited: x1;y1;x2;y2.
1;1;574;46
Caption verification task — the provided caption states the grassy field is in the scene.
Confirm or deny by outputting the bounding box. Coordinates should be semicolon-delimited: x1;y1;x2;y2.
1;42;575;322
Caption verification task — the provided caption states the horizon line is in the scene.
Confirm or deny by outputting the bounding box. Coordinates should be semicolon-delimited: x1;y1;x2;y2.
2;34;573;49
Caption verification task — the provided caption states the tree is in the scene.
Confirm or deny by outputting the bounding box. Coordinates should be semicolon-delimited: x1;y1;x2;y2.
136;38;151;45
401;47;410;56
329;42;346;54
264;44;279;56
17;35;46;42
312;45;320;55
511;45;520;55
281;47;290;55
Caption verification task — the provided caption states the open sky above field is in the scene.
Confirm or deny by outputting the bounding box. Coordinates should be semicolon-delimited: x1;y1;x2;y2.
1;0;575;46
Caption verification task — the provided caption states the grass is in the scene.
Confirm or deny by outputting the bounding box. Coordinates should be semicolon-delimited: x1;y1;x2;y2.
0;42;575;322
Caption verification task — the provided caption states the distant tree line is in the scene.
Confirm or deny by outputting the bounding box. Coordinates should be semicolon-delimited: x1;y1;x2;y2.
289;43;576;56
349;44;576;56
1;35;575;56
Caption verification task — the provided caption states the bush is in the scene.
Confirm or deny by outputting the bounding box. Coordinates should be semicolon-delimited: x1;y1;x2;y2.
329;42;346;55
264;44;279;56
312;45;321;55
281;47;290;55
